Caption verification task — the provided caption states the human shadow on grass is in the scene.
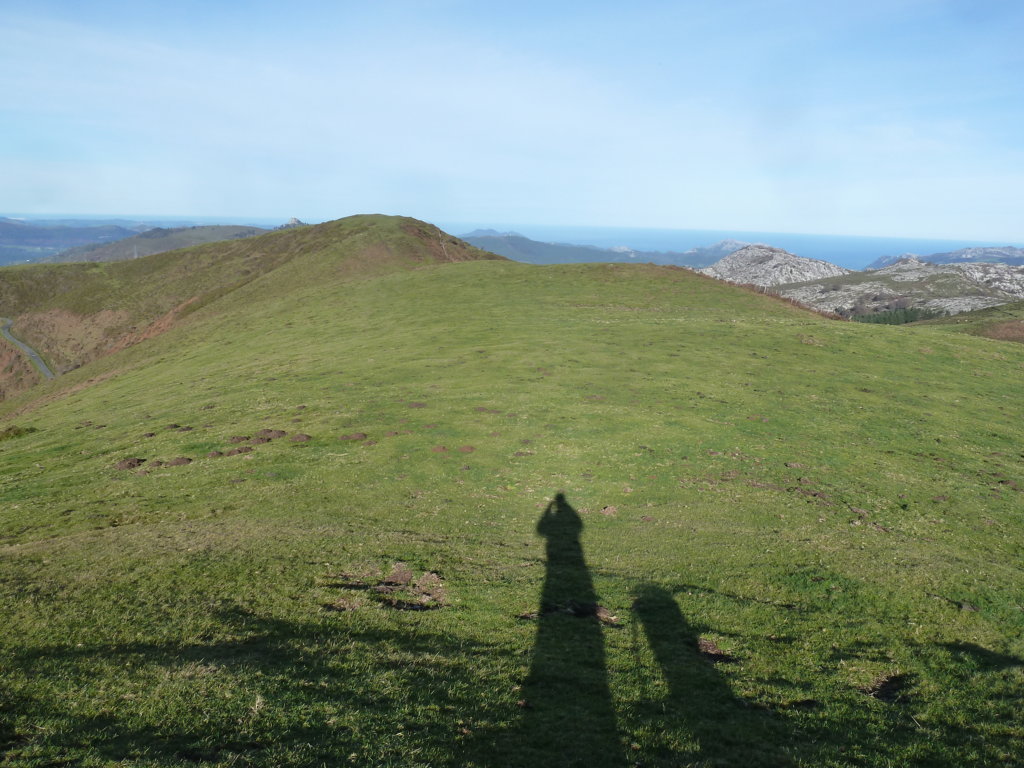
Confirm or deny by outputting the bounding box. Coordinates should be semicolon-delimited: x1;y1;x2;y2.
508;492;627;767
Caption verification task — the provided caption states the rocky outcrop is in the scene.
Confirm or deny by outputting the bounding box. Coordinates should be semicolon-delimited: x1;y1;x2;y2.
702;245;851;286
776;257;1024;316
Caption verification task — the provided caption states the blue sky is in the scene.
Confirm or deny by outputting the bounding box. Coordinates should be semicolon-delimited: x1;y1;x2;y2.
2;0;1023;240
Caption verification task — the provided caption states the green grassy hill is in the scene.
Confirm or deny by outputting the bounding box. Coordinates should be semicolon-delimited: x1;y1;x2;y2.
0;215;492;375
1;216;1022;767
44;225;270;264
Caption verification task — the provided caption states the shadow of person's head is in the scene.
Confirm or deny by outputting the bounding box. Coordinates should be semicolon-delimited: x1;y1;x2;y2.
538;492;582;537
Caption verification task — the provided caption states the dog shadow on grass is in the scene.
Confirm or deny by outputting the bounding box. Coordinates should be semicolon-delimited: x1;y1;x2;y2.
630;582;789;766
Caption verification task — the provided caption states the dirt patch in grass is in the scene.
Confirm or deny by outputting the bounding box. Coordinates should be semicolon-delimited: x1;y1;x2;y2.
226;446;253;456
698;637;736;663
340;432;367;441
290;433;312;442
229;436;249;443
860;672;913;703
324;563;447;611
115;457;145;470
165;457;192;467
256;429;287;438
527;601;619;624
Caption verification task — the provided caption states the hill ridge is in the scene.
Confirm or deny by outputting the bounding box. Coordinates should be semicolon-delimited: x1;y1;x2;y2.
0;215;501;391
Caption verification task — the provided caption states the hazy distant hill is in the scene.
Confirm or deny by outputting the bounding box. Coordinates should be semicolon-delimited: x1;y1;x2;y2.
461;230;738;267
46;225;269;263
866;245;1024;269
0;217;138;264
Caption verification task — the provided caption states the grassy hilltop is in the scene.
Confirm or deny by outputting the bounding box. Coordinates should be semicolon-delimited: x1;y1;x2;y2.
1;215;1022;767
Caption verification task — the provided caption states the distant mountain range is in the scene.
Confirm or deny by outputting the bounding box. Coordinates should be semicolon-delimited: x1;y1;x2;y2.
699;246;1024;317
461;230;1024;318
460;230;742;268
0;217;142;264
44;225;268;263
866;246;1024;269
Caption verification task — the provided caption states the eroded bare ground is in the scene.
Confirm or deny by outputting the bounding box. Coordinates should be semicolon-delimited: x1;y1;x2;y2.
0;338;41;400
321;562;448;611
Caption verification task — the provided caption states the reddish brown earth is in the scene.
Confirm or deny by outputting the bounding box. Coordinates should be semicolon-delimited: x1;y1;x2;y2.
0;339;40;400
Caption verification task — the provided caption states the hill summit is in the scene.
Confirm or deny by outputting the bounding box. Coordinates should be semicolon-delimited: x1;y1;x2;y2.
702;244;851;286
0;214;500;394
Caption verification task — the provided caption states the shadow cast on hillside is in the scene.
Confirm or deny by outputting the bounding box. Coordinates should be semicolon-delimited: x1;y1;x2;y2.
8;607;513;767
503;492;626;767
629;582;790;766
7;493;1023;768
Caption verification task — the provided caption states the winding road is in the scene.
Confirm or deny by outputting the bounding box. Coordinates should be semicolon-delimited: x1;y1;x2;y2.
1;317;56;379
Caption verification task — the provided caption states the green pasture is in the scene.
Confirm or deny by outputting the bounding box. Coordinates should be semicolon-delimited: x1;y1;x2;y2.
1;219;1022;766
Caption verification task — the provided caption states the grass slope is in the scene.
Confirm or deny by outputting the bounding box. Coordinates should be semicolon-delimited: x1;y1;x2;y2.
1;222;1022;767
0;215;495;376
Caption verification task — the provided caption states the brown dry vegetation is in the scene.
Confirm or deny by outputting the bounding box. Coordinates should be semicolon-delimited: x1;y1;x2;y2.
979;319;1024;343
12;308;130;373
0;338;40;399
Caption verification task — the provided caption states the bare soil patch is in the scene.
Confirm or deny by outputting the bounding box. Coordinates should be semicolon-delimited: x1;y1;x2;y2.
698;637;736;663
860;673;913;703
324;563;447;612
